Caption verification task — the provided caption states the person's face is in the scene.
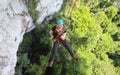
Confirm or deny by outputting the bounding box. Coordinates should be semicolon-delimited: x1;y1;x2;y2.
56;25;63;32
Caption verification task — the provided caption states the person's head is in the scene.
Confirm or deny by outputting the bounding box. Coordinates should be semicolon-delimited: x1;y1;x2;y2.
55;25;63;32
55;19;64;32
57;19;64;25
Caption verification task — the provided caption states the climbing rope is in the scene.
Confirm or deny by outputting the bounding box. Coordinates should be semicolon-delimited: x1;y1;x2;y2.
65;0;79;75
66;0;78;18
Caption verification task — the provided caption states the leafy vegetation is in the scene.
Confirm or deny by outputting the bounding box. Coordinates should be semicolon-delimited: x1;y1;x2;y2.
15;0;120;75
24;0;40;23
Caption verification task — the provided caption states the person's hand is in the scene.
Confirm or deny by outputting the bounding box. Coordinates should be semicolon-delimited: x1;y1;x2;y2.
50;36;54;39
50;36;56;42
60;33;66;41
58;31;64;36
52;38;56;42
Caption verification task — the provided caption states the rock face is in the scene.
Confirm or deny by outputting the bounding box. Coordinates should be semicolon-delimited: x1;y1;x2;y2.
0;0;33;75
36;0;63;24
0;0;63;75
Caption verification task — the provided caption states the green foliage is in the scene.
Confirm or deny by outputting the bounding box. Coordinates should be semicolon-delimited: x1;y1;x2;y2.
92;59;116;75
18;33;32;52
112;14;120;23
15;53;30;75
15;33;32;75
105;6;118;19
76;50;96;75
93;33;115;59
71;6;97;37
69;5;102;53
17;53;30;68
112;32;120;41
16;21;54;75
24;0;40;23
99;0;112;8
26;64;39;75
109;52;120;67
116;67;120;75
25;55;48;75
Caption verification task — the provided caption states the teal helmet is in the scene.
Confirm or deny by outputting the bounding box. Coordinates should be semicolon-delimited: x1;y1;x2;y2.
57;19;64;25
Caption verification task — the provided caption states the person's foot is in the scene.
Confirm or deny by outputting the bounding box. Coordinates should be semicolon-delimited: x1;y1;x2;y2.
72;56;78;61
48;60;54;67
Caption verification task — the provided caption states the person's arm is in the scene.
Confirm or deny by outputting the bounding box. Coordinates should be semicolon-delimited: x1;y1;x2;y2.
50;30;57;42
60;32;66;41
49;30;54;39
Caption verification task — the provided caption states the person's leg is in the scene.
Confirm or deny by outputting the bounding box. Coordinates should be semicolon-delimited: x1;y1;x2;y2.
62;39;78;61
49;41;59;67
62;39;74;57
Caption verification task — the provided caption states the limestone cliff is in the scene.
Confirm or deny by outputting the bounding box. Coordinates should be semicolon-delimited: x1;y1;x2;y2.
0;0;63;75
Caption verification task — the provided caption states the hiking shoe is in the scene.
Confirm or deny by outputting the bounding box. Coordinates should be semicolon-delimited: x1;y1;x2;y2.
72;56;78;61
48;60;54;67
